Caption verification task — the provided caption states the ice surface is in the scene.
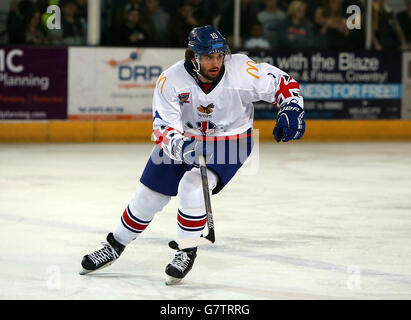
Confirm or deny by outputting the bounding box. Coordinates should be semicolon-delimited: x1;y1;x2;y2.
1;142;411;299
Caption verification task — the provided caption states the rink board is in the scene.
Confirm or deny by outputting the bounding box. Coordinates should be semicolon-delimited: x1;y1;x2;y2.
1;120;411;142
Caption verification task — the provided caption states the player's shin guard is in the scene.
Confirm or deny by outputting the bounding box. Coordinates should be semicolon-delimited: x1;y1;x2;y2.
113;184;170;246
113;204;153;246
176;167;216;240
176;208;207;239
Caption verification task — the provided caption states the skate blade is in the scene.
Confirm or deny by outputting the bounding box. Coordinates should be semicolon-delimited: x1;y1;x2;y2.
165;275;182;286
79;261;115;275
79;268;93;275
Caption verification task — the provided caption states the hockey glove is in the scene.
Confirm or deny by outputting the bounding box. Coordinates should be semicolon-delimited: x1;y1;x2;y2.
180;138;214;167
273;103;305;142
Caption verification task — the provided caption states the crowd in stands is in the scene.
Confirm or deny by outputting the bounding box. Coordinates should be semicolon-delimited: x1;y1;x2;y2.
3;0;411;50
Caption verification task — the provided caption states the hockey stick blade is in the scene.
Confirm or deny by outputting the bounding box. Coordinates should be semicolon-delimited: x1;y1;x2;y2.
168;232;215;250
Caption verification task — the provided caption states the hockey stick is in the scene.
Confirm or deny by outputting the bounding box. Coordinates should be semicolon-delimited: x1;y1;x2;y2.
168;154;215;250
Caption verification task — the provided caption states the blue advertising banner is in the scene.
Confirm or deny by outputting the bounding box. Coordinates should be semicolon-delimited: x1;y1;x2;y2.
244;50;402;119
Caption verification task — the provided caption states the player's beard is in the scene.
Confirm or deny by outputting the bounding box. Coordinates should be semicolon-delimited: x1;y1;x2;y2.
199;66;222;82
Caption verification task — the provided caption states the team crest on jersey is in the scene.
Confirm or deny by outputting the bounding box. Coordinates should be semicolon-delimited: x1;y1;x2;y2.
197;103;215;114
178;93;190;105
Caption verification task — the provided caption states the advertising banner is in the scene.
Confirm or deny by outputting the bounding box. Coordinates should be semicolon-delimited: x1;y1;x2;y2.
0;46;68;120
68;47;185;120
246;50;402;120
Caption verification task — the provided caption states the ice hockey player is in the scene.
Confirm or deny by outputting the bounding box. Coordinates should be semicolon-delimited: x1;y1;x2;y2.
79;25;305;285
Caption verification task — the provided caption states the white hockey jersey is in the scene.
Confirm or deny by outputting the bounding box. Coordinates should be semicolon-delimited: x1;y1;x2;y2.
152;53;303;160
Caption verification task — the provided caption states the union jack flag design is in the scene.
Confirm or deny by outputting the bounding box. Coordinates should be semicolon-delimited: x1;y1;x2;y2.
274;75;301;108
152;125;188;161
152;126;174;146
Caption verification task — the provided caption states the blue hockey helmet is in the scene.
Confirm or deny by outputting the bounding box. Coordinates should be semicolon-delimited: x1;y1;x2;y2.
188;25;230;71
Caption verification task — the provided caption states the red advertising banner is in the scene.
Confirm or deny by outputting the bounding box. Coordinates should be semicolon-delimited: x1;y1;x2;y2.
0;46;68;120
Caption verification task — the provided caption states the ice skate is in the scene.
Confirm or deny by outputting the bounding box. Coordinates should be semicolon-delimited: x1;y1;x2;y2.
79;233;125;275
165;247;197;285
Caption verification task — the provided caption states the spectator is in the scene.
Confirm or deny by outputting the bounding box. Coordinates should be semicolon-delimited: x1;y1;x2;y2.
304;0;323;21
314;0;349;50
35;0;51;13
191;0;213;26
371;0;407;50
114;7;150;46
75;0;88;33
35;0;60;38
7;0;34;44
397;0;411;49
217;0;260;48
24;9;48;45
157;0;181;15
166;0;200;47
257;0;286;49
48;0;86;45
143;0;169;46
244;21;271;49
343;0;365;50
112;0;144;30
279;0;313;49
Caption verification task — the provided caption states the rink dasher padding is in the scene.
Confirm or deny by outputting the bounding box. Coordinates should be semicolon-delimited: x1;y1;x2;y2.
1;120;411;142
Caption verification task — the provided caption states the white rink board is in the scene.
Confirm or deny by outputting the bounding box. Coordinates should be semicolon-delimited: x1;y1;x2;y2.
1;142;411;299
68;47;185;118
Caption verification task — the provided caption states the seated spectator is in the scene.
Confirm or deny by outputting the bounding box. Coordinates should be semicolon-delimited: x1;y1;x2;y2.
257;0;286;49
314;0;349;50
7;0;34;44
244;21;271;49
158;0;181;15
217;0;260;48
74;0;88;33
35;0;51;13
372;0;407;50
75;0;88;22
114;7;150;47
166;0;200;47
112;0;144;30
24;9;48;45
48;0;86;45
343;0;366;50
143;0;169;46
279;0;313;49
397;0;411;49
191;0;214;26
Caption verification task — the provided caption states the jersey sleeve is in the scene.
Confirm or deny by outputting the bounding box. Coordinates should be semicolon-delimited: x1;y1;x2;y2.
250;61;304;110
152;72;183;132
151;72;189;161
